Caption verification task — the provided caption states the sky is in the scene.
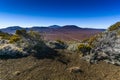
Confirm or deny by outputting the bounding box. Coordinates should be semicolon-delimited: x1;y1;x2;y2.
0;0;120;29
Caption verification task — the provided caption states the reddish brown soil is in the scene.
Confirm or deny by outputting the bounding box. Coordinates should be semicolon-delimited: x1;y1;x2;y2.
44;30;102;41
0;50;120;80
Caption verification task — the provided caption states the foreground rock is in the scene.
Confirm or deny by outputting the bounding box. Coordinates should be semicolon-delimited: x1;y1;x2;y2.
0;30;48;59
0;43;28;58
67;66;83;73
83;22;120;65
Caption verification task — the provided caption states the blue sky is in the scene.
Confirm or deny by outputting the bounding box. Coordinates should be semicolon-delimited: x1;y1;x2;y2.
0;0;120;29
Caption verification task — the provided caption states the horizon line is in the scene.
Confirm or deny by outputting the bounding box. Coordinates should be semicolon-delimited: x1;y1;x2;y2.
0;25;107;29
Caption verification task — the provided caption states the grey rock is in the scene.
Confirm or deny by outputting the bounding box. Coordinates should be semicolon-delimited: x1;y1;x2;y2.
83;29;120;65
46;41;67;49
0;44;28;58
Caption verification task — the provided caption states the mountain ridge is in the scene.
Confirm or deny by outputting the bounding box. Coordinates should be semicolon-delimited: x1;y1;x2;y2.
0;25;105;41
0;25;105;34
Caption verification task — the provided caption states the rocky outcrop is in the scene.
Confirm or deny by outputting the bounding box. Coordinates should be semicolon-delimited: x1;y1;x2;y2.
46;41;67;49
67;43;81;52
0;30;47;59
83;26;120;65
0;39;8;44
0;43;28;58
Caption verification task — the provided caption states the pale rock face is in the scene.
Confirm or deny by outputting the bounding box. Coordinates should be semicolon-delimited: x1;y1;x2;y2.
46;41;67;49
0;43;28;58
67;67;82;73
67;43;81;52
83;29;120;65
0;30;47;59
0;39;8;44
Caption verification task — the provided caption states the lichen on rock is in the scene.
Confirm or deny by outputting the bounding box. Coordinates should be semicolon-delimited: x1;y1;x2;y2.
83;22;120;65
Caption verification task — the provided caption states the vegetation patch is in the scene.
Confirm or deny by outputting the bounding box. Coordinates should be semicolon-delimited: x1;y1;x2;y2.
15;29;27;36
78;44;92;54
108;22;120;31
88;36;97;46
9;35;21;43
0;31;11;39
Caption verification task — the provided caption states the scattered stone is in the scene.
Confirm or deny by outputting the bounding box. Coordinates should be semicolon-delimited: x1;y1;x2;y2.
13;71;21;76
67;43;81;52
67;67;83;73
46;41;66;49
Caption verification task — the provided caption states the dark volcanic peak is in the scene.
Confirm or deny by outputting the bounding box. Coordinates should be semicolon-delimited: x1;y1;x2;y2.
0;25;105;35
31;26;49;29
5;26;22;30
62;25;81;29
49;25;61;28
32;26;45;28
0;26;23;34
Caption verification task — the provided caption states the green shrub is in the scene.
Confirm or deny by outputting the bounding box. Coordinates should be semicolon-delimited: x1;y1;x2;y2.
78;44;92;53
88;36;97;46
15;29;27;36
22;30;48;57
108;22;120;31
9;35;21;43
28;30;43;41
0;31;11;39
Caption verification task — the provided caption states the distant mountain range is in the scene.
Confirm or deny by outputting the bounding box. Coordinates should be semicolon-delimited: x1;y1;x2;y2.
0;25;105;33
0;25;105;41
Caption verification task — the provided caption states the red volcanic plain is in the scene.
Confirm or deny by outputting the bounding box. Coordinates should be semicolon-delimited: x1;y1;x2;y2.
43;27;104;41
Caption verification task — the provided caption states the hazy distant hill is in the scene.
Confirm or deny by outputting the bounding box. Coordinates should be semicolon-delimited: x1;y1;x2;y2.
61;25;81;30
0;25;105;41
48;25;61;28
0;26;23;34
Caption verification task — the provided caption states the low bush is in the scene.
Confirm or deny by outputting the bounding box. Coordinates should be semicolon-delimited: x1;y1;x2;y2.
15;29;27;36
78;44;92;54
108;22;120;31
88;36;97;46
0;31;11;39
9;35;21;43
